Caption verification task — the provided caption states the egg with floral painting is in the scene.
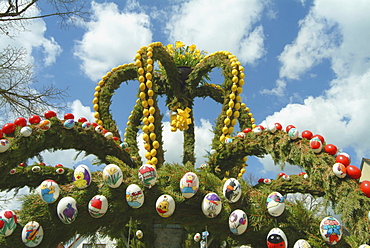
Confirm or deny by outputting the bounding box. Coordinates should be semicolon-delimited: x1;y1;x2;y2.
38;179;60;204
229;209;248;235
0;210;18;237
266;192;285;217
103;164;123;188
320;216;342;245
57;197;78;224
180;172;199;198
126;184;145;208
72;164;91;189
156;194;175;218
223;178;242;203
21;221;44;247
201;192;222;218
293;239;311;248
88;195;108;218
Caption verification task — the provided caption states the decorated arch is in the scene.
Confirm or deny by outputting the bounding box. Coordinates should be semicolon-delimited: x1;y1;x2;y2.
0;42;369;247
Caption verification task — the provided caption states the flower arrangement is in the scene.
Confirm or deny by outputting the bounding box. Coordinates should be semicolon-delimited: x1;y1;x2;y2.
165;41;207;67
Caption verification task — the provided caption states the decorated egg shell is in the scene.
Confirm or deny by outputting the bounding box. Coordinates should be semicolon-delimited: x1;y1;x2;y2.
156;194;175;218
126;184;144;208
0;210;18;237
103;164;123;188
266;192;285;217
180;172;199;198
72;164;91;189
21;221;44;247
63;119;75;129
138;164;157;188
267;228;288;248
359;245;370;248
38;179;60;204
20;126;33;137
229;209;248;235
319;216;342;245
88;195;108;218
38;120;51;131
82;121;92;130
194;233;201;242
293;239;311;248
310;139;322;153
332;163;347;178
223;178;242;203
57;197;78;224
136;230;143;239
0;139;10;153
288;128;299;140
201;192;222;218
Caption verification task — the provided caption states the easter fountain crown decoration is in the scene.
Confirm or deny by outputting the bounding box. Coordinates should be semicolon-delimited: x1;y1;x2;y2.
0;42;368;247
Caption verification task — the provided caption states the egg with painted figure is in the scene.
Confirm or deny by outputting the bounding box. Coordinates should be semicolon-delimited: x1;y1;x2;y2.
194;233;201;242
293;239;311;248
155;194;175;218
38;120;51;131
38;179;60;204
223;178;242;203
82;122;92;130
266;192;285;217
180;172;199;198
138;164;157;188
0;210;18;237
88;195;108;218
21;221;44;247
319;216;342;245
57;197;78;224
201;192;222;218
0;139;10;153
63;119;75;129
103;164;123;188
229;209;248;235
72;164;91;189
332;163;347;178
126;184;144;208
20;126;33;137
267;228;288;248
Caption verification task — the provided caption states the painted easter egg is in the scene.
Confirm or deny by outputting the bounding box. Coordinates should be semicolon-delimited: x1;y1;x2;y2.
138;164;157;188
267;228;288;248
288;128;299;140
63;119;75;129
201;192;222;218
223;178;242;203
320;216;342;245
194;233;201;242
20;126;33;137
57;197;78;224
72;164;91;189
155;194;175;218
180;172;199;198
266;192;285;217
136;230;143;239
82;122;92;130
38;120;51;131
103;164;123;188
293;239;311;248
21;221;44;247
0;210;18;237
310;139;322;153
38;179;60;204
0;139;10;153
359;245;370;248
88;195;108;218
126;184;145;208
332;163;347;178
267;123;277;133
229;209;248;235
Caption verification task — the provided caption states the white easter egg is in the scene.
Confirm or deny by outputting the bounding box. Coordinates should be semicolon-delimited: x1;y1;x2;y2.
72;164;91;189
0;210;17;237
332;163;347;178
0;139;10;153
88;195;108;218
138;164;157;188
103;164;123;188
266;192;285;217
136;230;143;239
57;197;78;224
20;126;33;137
223;178;242;203
359;245;370;248
21;221;44;247
155;194;175;218
201;192;222;218
229;209;248;235
180;172;199;198
267;228;288;248
293;239;311;248
194;233;201;242
38;179;60;204
38;120;51;131
288;128;299;140
319;216;342;245
126;184;144;208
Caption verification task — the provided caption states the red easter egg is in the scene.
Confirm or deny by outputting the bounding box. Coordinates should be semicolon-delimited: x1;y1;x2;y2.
64;113;74;120
310;139;322;153
55;164;63;168
274;123;282;130
285;125;295;133
346;165;361;179
14;117;27;127
92;122;98;128
360;180;370;197
2;123;16;134
243;128;252;133
336;155;350;167
278;172;286;177
112;136;119;141
298;172;306;176
258;178;264;183
301;130;313;140
324;144;338;155
44;110;57;119
257;125;265;130
0;130;3;139
29;115;41;124
312;134;325;144
78;117;88;123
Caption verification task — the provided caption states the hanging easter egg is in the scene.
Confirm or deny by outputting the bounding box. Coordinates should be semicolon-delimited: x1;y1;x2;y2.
288;128;299;140
282;174;290;180
44;110;56;119
32;166;41;173
20;126;32;137
310;139;322;153
229;209;248;235
332;163;347;178
21;221;44;247
346;165;361;179
156;194;175;218
14;117;27;127
88;195;108;218
63;119;75;129
253;126;263;134
126;184;144;208
103;164;123;188
264;178;272;184
266;192;285;217
180;172;199;198
82;121;92;130
336;154;350;167
0;139;10;153
267;123;277;133
293;239;311;248
201;192;222;218
324;144;337;155
0;210;18;237
223;178;242;203
267;228;288;248
136;230;143;239
360;181;370;197
38;179;60;204
236;132;245;139
57;197;78;224
301;130;313;140
320;216;342;245
138;164;157;188
194;233;201;242
275;123;282;130
104;132;113;139
38;120;51;131
312;134;325;144
337;152;351;163
359;245;370;248
72;164;91;189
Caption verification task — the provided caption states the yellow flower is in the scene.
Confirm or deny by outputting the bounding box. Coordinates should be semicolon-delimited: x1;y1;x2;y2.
175;41;185;48
189;44;196;52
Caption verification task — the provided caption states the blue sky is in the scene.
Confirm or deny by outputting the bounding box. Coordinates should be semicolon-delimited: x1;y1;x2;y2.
2;0;370;206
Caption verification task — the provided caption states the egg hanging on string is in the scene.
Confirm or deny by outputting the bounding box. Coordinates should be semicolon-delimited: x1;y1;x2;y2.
267;228;288;248
126;184;144;208
88;195;108;218
293;239;311;248
0;210;17;237
72;164;91;189
103;164;123;188
38;179;60;204
319;216;342;245
229;209;248;235
201;192;222;218
180;172;199;198
138;164;157;188
266;192;285;217
21;221;44;247
57;197;78;224
223;178;242;203
155;194;175;218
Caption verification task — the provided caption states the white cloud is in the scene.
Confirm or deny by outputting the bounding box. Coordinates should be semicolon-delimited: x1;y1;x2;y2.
260;79;287;97
74;1;153;81
165;0;266;65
